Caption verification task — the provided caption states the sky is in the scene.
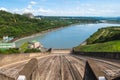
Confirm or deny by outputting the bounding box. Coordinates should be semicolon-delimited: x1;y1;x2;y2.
0;0;120;16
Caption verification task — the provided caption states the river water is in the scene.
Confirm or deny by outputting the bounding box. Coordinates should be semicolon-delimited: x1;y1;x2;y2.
15;23;120;49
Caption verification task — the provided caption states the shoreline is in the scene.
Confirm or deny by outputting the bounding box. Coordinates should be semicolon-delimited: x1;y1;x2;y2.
80;41;87;46
13;23;105;43
14;24;79;43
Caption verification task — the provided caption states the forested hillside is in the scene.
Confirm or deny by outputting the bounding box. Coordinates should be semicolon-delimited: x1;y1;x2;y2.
86;27;120;44
0;11;81;40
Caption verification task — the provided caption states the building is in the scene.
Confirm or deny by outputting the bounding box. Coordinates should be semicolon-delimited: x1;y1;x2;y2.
28;41;43;49
3;36;13;42
0;43;16;48
23;13;34;18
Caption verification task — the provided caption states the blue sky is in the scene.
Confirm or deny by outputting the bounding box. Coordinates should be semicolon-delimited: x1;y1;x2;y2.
0;0;120;16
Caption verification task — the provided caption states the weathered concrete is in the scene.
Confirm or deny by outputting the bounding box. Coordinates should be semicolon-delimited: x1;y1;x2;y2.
50;49;72;54
0;73;15;80
83;59;107;80
83;61;98;80
86;58;120;80
0;53;46;67
0;54;120;80
73;52;120;59
19;58;38;80
113;77;120;80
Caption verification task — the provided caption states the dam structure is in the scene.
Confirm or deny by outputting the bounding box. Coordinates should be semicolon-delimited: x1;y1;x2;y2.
0;49;120;80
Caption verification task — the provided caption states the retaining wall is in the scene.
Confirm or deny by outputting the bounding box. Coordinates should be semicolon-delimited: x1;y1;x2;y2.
50;49;72;54
0;53;46;67
73;51;120;59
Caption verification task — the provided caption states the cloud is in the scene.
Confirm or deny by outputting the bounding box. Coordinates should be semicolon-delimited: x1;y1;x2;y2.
21;1;37;13
1;2;119;17
27;1;37;9
1;6;117;16
30;1;37;5
0;7;8;11
37;8;53;13
85;8;116;16
28;5;32;9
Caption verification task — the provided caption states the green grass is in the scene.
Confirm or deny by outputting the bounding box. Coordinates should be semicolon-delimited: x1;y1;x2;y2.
20;42;29;52
0;48;8;53
0;48;20;54
75;40;120;52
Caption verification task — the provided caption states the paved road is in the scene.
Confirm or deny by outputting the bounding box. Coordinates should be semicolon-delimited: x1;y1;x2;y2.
0;54;120;80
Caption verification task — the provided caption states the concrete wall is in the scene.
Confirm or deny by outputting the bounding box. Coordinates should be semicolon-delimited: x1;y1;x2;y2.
51;49;72;54
0;53;46;67
0;74;15;80
19;58;38;80
73;52;120;59
83;61;97;80
113;77;120;80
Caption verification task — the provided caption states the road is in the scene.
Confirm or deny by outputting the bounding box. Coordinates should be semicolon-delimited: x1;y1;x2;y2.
0;54;120;80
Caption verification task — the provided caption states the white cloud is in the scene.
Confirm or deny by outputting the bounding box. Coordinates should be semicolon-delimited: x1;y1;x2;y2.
1;6;118;17
20;1;37;14
27;1;37;9
28;5;32;9
84;8;116;16
30;1;37;5
37;8;53;13
0;7;8;11
23;8;34;13
12;9;20;13
1;2;119;17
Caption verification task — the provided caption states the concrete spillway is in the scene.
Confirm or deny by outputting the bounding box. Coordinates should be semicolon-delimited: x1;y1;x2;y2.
0;54;120;80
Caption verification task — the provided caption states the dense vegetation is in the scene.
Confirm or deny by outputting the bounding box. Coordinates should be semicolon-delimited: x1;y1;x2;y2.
75;27;120;52
1;11;120;53
0;11;100;40
87;27;120;44
24;48;41;53
0;48;20;54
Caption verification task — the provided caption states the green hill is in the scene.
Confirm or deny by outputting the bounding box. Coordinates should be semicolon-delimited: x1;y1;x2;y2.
0;10;79;40
75;27;120;52
86;27;120;44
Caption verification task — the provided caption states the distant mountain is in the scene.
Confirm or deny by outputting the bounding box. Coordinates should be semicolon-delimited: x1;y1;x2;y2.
35;15;120;19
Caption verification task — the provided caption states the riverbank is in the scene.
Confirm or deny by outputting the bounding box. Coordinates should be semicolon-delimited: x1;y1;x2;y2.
14;23;79;45
12;23;102;43
15;23;120;49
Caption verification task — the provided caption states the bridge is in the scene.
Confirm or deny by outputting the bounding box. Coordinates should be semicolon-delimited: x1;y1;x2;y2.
0;50;120;80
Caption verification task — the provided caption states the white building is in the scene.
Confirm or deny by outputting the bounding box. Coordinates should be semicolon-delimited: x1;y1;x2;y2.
3;36;13;42
28;41;43;49
0;43;16;48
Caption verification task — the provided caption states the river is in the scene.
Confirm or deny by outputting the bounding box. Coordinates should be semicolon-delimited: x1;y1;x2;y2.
15;23;120;49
